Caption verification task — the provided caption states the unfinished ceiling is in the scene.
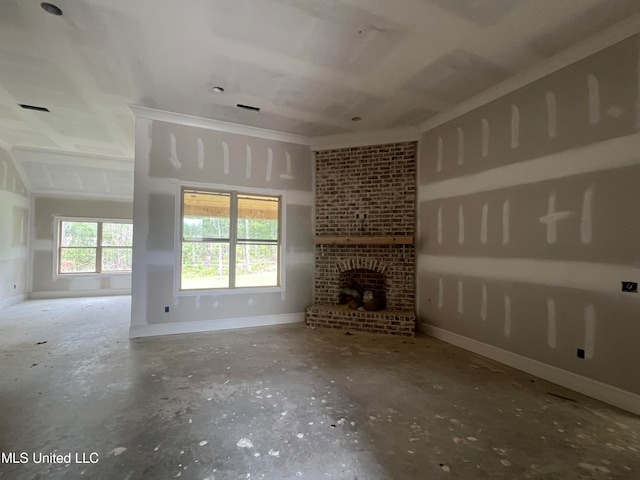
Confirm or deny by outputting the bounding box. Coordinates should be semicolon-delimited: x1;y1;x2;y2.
1;0;639;198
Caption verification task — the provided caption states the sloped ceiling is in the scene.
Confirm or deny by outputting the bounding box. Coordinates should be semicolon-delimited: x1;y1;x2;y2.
1;0;639;198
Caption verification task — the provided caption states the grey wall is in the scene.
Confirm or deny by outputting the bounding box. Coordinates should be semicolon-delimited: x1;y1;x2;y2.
0;147;29;309
131;119;314;334
31;197;133;297
417;35;640;395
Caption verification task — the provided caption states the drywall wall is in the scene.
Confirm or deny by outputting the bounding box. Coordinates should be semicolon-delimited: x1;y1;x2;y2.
0;147;29;309
417;35;640;406
31;197;133;298
130;117;314;337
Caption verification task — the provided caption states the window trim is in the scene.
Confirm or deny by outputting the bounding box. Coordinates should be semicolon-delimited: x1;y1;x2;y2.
175;184;286;296
53;216;133;278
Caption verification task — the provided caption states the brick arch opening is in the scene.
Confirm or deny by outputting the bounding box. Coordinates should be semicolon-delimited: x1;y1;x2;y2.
335;258;390;275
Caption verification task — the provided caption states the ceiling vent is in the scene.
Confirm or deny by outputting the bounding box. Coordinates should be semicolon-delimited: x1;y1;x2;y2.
237;103;260;112
19;104;50;112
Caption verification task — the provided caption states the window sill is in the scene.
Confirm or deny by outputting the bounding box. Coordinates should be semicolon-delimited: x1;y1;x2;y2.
175;286;283;296
54;272;132;279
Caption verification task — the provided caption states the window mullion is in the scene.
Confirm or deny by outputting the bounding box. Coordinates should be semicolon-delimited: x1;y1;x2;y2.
96;222;103;273
229;192;238;288
58;221;63;274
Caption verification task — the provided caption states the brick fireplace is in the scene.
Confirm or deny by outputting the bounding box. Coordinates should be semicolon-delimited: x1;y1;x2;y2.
306;142;417;336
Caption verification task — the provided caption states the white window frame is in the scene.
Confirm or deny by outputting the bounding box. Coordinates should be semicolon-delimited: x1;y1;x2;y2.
175;183;286;296
53;216;133;278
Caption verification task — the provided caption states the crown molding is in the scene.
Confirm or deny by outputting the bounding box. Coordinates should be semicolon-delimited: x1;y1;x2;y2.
129;105;310;146
419;13;640;134
309;126;419;151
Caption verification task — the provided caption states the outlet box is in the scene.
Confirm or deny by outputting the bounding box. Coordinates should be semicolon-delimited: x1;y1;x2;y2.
577;348;585;359
621;281;638;293
164;306;170;313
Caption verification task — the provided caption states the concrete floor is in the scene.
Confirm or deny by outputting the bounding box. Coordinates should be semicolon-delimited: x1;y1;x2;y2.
0;297;639;480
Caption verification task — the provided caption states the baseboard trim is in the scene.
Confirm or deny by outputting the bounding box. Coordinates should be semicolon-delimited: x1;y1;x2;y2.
419;322;640;416
129;312;305;338
29;289;131;300
0;293;27;310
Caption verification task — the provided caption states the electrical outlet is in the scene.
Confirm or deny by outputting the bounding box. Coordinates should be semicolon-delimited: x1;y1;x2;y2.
577;348;585;359
164;306;170;313
355;213;360;219
621;281;638;293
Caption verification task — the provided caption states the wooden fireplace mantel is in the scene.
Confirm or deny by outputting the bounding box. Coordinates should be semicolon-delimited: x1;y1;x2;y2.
314;235;414;245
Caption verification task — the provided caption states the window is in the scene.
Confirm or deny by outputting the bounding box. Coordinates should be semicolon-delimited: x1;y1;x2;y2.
181;189;280;290
57;219;132;274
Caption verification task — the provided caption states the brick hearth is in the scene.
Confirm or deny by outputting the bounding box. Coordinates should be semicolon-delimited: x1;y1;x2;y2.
306;304;415;336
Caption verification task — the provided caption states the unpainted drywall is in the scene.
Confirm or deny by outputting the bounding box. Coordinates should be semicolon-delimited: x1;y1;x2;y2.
31;196;133;296
131;118;314;332
420;36;639;185
419;164;640;265
417;34;640;395
418;273;640;393
149;121;312;191
0;147;29;308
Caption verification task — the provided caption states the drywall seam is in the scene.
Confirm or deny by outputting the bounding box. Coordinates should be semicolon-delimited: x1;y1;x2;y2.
129;312;305;338
480;203;488;244
504;294;512;337
581;185;594;244
418;254;640;294
419;323;640;416
587;74;601;125
545;91;557;139
419;132;640;202
457;204;464;244
457;127;464;165
481;119;489;158
480;284;487;321
510;105;520;148
547;297;557;348
418;15;640;133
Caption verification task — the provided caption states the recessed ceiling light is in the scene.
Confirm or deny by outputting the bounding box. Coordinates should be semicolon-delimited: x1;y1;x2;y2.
352;116;362;122
19;104;50;112
211;86;225;93
41;2;63;15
